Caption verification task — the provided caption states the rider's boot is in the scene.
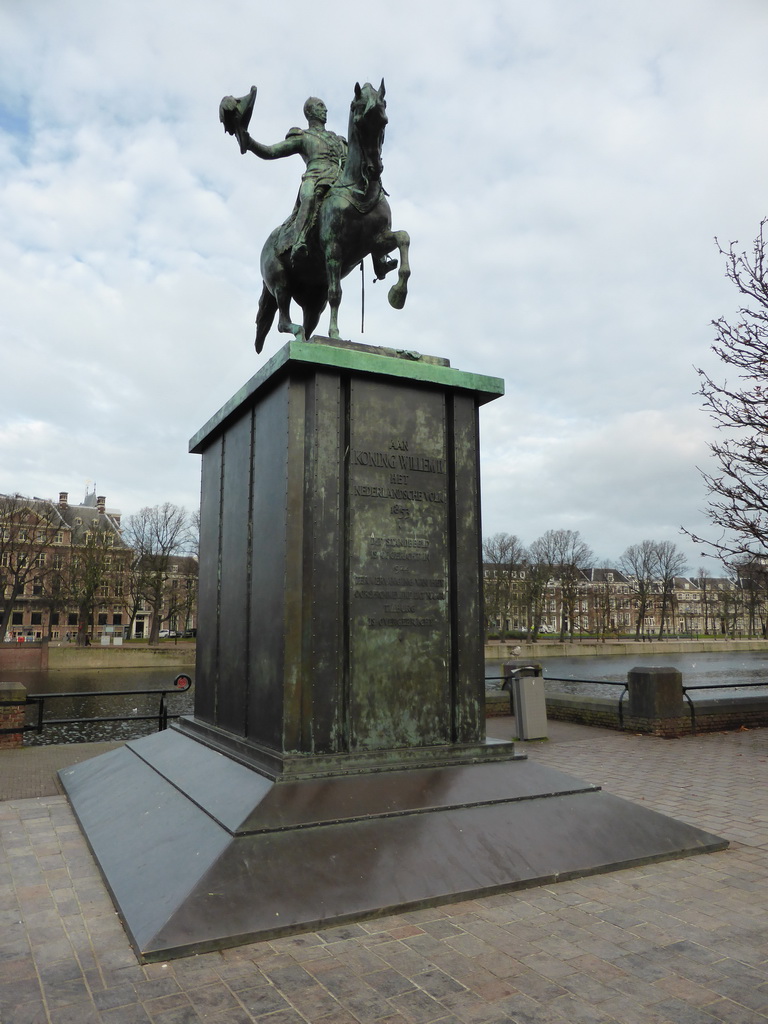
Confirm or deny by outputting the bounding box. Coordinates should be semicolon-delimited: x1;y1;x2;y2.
290;201;313;261
373;254;398;279
291;238;309;260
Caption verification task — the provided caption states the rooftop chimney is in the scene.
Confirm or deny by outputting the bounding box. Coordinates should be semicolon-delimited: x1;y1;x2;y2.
58;492;68;509
96;496;106;514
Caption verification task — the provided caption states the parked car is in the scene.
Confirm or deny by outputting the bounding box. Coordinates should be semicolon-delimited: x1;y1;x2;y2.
159;629;182;638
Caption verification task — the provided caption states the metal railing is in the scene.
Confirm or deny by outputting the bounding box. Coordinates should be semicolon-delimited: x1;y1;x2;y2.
488;672;768;735
22;673;193;738
487;672;628;728
538;675;629;729
681;681;768;735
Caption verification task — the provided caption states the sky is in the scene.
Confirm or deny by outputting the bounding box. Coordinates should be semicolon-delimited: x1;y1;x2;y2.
2;0;768;571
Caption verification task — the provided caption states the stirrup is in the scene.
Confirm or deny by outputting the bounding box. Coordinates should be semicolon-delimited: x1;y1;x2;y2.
376;256;398;278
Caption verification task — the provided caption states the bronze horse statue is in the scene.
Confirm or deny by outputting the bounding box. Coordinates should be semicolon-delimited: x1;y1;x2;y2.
253;81;410;352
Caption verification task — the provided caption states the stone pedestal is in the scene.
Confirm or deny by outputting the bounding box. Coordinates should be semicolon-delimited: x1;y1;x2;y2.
60;340;727;962
183;338;505;774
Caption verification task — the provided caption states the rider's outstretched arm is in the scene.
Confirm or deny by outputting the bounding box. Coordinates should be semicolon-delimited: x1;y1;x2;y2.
239;132;303;161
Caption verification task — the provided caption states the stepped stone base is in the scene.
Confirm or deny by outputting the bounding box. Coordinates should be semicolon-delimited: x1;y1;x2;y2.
60;728;727;962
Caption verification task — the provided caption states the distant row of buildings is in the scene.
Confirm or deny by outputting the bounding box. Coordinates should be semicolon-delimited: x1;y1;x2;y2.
1;490;197;643
5;486;760;643
483;564;763;638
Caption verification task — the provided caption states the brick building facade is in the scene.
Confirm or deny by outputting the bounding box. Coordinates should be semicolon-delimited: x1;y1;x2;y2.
1;491;197;642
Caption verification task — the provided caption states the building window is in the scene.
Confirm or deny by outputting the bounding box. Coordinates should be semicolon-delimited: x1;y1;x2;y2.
68;613;78;626
51;613;60;625
97;614;108;626
31;613;42;625
113;614;122;626
12;612;23;625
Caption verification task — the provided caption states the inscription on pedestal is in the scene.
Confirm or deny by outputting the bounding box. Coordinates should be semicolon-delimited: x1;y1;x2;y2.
347;378;451;750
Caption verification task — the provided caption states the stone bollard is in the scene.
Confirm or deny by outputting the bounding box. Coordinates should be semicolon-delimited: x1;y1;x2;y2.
627;667;684;736
0;682;27;749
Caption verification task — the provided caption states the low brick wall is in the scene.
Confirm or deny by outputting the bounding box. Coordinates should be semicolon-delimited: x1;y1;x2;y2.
485;693;511;717
0;682;26;749
490;689;768;737
0;642;48;672
544;693;623;730
686;696;768;734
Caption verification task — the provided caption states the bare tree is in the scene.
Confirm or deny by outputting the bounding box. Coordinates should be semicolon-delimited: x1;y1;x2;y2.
64;524;125;645
733;558;768;636
0;494;60;640
693;566;713;636
620;540;659;640
525;530;594;640
123;504;191;644
654;541;688;638
549;530;594;641
690;220;768;561
526;533;559;639
482;533;525;634
122;560;153;640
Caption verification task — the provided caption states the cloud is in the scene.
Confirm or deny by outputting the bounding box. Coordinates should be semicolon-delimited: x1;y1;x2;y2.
1;0;767;566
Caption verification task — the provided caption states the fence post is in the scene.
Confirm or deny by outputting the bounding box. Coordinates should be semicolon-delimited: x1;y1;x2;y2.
0;682;27;749
627;667;684;736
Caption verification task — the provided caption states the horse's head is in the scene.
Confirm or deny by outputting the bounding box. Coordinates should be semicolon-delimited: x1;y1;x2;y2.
349;79;387;182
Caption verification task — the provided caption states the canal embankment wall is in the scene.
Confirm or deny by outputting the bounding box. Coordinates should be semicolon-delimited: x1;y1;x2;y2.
485;638;768;660
0;641;195;672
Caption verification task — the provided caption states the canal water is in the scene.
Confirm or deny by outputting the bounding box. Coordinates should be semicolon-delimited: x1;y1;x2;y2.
2;667;194;745
6;649;768;745
486;649;768;701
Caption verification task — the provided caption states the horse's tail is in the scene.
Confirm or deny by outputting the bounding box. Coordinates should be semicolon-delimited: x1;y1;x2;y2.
255;284;277;353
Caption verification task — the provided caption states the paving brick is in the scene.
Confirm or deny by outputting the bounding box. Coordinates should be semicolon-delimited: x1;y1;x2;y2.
1;727;768;1024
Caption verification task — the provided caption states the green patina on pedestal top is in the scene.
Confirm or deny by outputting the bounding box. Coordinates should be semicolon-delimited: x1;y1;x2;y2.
189;338;504;454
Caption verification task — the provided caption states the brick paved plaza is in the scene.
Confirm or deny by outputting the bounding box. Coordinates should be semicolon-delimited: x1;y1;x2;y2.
1;721;766;1023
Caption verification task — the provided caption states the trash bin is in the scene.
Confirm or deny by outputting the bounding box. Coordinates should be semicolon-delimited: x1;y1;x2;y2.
502;660;548;740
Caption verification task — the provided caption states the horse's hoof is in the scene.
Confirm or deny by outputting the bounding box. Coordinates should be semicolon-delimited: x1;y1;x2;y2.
388;285;407;310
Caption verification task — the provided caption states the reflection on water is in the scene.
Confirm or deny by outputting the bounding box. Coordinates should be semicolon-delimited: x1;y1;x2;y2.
0;668;194;745
486;649;768;701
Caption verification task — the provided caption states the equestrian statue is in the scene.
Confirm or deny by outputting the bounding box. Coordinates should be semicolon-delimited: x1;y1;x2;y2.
219;81;411;353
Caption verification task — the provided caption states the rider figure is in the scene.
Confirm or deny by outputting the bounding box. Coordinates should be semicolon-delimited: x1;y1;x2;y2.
238;97;347;260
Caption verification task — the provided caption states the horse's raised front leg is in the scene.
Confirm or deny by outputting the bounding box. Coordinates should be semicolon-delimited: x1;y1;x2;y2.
374;229;411;310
